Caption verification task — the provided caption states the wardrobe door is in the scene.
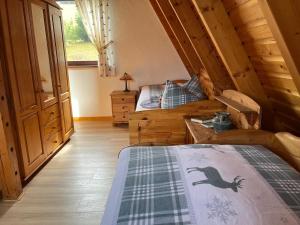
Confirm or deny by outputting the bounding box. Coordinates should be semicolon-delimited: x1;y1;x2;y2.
30;0;58;108
3;0;40;116
2;0;46;178
18;113;45;177
49;5;74;141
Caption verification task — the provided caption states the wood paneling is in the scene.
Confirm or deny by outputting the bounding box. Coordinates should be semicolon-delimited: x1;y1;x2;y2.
150;0;218;98
192;0;273;128
222;0;300;135
30;0;58;108
258;0;300;94
0;19;23;199
0;0;74;197
4;0;40;115
18;113;46;178
149;0;194;74
49;5;74;141
61;98;73;141
169;0;234;94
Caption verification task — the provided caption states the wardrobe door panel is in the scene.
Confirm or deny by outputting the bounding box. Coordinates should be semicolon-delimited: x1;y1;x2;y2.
19;113;46;177
49;7;70;97
5;0;39;114
30;1;57;108
49;6;74;141
61;98;73;137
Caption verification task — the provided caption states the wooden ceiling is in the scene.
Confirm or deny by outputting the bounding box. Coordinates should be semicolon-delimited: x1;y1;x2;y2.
150;0;300;135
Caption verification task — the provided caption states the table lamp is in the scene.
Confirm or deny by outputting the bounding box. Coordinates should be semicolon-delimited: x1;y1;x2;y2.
120;72;133;92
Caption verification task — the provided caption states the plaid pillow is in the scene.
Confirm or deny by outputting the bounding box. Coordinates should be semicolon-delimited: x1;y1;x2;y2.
182;75;206;99
161;80;200;109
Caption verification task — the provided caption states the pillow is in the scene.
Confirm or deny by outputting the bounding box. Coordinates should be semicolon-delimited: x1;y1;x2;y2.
182;75;206;99
140;97;160;109
161;81;200;109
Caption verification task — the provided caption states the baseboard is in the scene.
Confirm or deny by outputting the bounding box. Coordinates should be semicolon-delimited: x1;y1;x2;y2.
73;116;113;121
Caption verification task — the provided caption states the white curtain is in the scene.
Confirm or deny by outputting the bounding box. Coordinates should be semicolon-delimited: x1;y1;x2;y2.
75;0;115;76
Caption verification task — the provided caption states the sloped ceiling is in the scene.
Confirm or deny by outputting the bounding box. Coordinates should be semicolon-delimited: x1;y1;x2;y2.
150;0;300;135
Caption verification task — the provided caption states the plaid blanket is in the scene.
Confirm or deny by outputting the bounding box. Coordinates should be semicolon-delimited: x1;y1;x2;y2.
235;145;300;217
116;147;192;225
112;145;300;225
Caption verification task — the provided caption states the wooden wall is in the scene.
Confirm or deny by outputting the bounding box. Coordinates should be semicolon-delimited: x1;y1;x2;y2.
222;0;300;134
150;0;235;99
151;0;300;135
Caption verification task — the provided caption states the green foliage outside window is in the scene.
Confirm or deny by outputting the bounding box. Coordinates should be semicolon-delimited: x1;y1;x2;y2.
58;1;98;62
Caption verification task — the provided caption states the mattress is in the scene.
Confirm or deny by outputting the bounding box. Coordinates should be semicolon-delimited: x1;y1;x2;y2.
136;85;164;111
101;144;300;225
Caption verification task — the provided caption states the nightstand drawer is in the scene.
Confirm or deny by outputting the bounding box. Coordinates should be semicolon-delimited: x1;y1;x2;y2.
112;96;135;104
113;112;129;122
113;104;135;113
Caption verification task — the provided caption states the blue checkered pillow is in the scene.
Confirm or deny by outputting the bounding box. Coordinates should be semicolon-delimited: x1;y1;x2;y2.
182;75;206;99
161;81;200;109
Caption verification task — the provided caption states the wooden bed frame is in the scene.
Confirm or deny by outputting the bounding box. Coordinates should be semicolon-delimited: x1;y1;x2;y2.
190;130;300;172
129;100;226;145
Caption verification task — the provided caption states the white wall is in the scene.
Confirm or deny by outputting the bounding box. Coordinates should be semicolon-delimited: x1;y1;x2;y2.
69;0;189;117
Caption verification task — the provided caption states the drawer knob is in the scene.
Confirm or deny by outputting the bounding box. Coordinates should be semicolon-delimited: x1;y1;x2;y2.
53;140;58;144
50;112;55;115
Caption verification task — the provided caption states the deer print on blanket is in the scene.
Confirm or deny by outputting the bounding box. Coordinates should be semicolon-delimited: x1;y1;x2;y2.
187;167;245;192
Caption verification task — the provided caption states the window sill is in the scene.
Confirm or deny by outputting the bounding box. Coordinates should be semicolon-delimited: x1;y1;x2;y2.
68;64;98;69
67;61;98;69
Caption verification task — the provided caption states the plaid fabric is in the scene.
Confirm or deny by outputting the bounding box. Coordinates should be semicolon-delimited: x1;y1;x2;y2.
117;147;191;225
161;81;200;109
235;145;300;217
182;75;206;99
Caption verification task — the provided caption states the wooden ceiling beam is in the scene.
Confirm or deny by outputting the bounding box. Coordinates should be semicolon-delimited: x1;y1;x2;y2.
169;0;235;93
258;0;300;95
149;0;195;75
192;0;273;128
155;0;204;74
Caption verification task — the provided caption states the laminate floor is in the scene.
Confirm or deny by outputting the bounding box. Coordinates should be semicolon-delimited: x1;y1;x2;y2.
0;121;129;225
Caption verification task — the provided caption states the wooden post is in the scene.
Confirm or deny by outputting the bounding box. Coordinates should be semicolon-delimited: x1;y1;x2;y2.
258;0;300;94
169;0;235;93
0;48;23;200
192;0;273;128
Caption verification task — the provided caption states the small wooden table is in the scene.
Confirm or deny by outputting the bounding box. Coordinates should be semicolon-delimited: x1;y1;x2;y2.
111;90;138;125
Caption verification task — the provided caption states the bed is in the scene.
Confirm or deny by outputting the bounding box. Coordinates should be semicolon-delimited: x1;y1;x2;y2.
136;84;165;111
101;132;300;225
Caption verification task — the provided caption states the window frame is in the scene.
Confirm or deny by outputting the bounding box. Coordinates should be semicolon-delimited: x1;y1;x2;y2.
58;0;98;67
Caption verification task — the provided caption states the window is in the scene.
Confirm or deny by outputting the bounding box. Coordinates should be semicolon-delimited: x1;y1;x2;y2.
57;1;98;66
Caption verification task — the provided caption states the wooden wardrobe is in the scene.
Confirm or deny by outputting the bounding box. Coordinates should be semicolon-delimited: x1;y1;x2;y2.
0;0;74;181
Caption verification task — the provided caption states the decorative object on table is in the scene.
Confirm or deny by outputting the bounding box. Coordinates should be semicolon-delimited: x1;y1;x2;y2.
120;72;133;92
212;112;233;133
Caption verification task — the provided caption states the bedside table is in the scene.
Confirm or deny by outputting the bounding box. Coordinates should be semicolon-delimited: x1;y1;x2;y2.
111;90;138;124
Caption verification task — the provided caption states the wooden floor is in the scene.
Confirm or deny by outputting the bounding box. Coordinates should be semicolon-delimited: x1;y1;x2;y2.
0;121;129;225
